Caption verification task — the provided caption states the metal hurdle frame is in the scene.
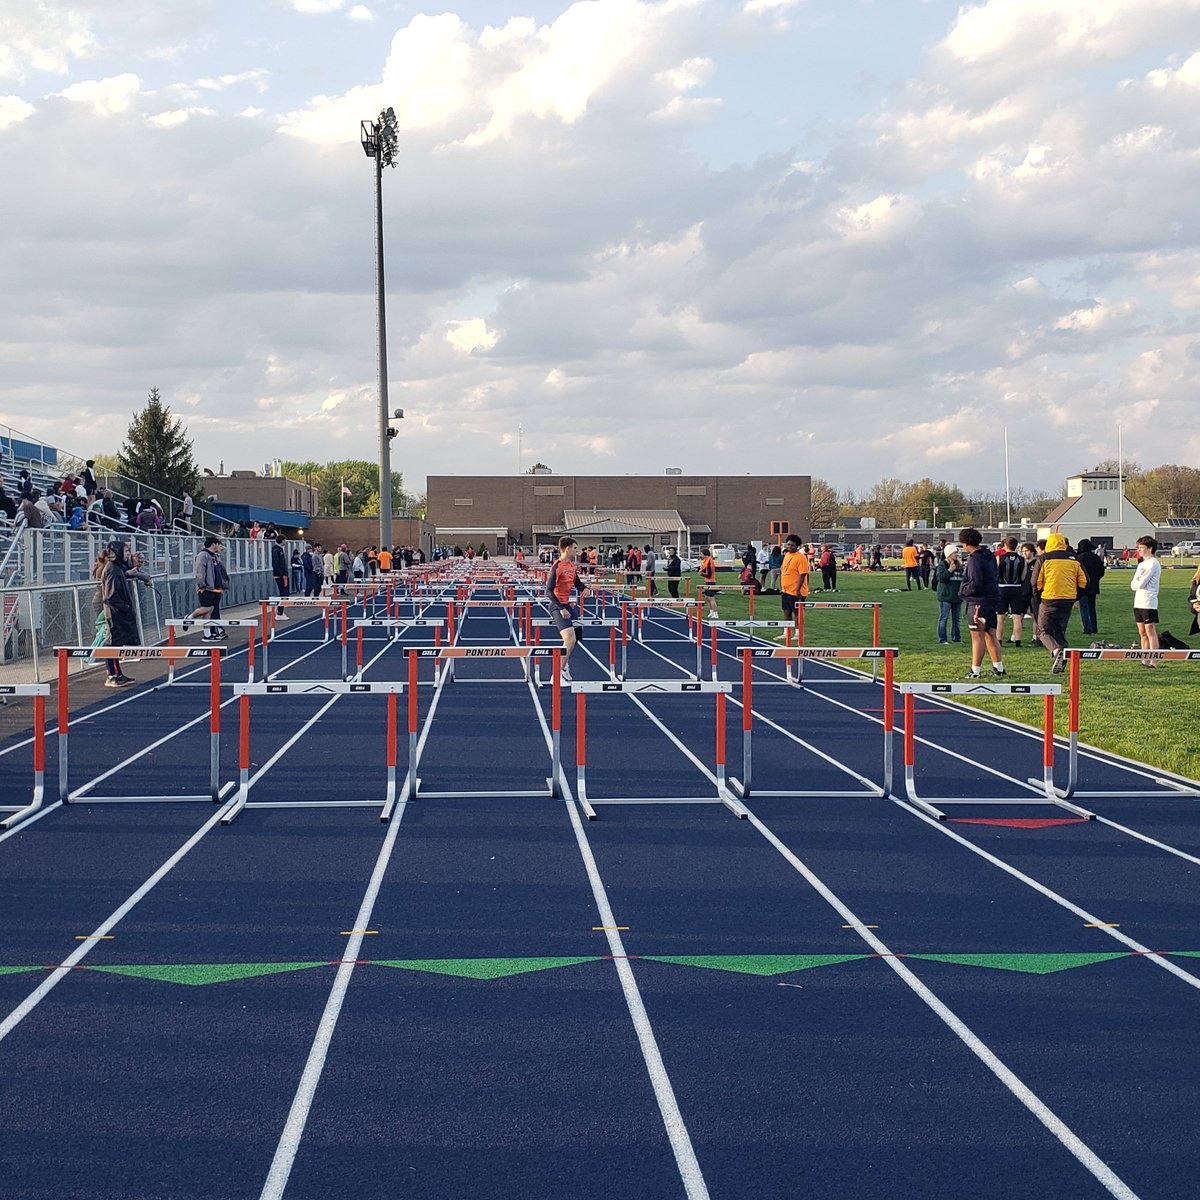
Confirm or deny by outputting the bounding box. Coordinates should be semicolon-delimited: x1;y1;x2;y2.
571;679;748;821
0;684;49;828
728;647;897;799
527;618;625;682
221;679;407;823
789;602;884;682
409;646;566;800
628;599;703;680
164;619;259;685
897;681;1093;821
54;646;235;805
1039;648;1200;800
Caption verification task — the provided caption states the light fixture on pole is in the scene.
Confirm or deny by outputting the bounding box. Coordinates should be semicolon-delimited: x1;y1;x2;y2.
361;106;399;550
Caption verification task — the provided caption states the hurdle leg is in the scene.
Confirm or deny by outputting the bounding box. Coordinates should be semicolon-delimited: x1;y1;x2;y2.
882;651;895;796
548;650;562;797
1;694;47;829
716;690;748;818
576;691;595;819
381;691;398;819
730;649;753;799
221;694;252;824
57;648;70;803
901;693;946;819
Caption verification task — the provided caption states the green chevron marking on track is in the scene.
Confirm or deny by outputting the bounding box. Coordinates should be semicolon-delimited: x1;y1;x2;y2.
89;962;328;986
643;954;869;976
373;956;600;980
908;952;1128;975
0;966;42;976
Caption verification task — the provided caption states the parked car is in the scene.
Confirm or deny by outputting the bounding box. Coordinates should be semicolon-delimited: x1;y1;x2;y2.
1172;541;1200;557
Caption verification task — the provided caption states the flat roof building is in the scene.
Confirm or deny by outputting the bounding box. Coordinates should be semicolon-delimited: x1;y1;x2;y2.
427;474;810;555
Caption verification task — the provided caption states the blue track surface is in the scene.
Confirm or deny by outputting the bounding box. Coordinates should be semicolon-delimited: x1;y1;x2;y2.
1;576;1198;1198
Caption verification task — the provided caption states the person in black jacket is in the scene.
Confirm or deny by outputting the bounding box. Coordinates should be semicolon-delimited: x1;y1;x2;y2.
958;527;1006;678
100;541;142;687
271;534;291;620
665;549;682;599
1074;538;1106;635
1188;566;1200;638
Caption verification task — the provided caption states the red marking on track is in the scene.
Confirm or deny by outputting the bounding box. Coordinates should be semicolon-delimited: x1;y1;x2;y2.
44;964;91;971
949;817;1090;829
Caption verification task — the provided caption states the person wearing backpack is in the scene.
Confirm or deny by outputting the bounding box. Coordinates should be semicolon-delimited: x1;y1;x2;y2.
1074;538;1106;635
995;536;1030;647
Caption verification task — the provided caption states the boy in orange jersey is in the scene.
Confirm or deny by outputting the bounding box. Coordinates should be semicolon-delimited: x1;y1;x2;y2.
546;535;590;682
699;546;720;619
780;534;810;629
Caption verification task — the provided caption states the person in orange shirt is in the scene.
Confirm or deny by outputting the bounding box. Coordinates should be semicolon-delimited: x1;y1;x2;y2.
699;547;720;619
546;536;590;681
378;547;393;572
901;540;921;590
780;534;809;626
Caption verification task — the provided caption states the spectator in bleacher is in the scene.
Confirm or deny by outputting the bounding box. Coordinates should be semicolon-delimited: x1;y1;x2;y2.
100;490;123;530
180;493;193;533
124;496;139;528
0;477;15;521
17;468;32;499
19;489;43;528
68;501;88;530
39;492;62;525
82;460;98;498
136;503;161;532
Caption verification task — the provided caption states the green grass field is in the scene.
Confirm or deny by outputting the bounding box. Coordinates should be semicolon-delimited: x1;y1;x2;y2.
679;564;1200;782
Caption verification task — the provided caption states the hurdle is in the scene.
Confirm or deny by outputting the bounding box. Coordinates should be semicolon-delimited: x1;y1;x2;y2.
897;681;1093;820
346;617;445;680
528;618;624;681
791;602;884;681
630;599;703;679
1041;649;1200;800
221;678;408;823
705;620;797;682
54;646;234;805
410;646;565;800
0;684;48;829
728;648;897;799
164;619;258;684
571;679;747;820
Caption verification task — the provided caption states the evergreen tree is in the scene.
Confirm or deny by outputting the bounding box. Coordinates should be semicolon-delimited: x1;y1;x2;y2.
118;388;201;502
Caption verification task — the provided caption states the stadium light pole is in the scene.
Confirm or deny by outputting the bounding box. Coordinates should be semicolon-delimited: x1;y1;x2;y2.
361;106;399;550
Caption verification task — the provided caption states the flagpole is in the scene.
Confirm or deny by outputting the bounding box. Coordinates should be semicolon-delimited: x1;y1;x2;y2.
1118;424;1124;523
340;474;345;519
1004;426;1011;526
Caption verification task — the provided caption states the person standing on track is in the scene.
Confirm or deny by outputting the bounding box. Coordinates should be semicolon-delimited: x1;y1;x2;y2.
190;535;226;640
547;535;589;682
699;546;720;620
642;544;658;597
665;548;682;599
780;534;809;632
959;527;1005;678
99;541;145;686
271;534;291;620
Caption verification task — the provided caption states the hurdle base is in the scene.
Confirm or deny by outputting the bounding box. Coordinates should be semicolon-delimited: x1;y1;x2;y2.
729;778;886;801
0;786;45;831
68;781;236;806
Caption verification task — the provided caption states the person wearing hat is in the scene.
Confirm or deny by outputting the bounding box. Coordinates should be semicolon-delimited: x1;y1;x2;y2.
933;544;963;644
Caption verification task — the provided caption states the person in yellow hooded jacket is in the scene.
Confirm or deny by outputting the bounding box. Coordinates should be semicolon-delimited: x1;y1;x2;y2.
1031;533;1088;672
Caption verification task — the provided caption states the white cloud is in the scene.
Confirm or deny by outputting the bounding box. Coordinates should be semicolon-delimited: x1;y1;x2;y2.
348;6;373;21
0;95;35;128
445;318;499;353
58;73;142;115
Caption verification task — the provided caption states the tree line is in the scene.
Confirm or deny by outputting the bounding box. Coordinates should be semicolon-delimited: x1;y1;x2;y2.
810;462;1200;529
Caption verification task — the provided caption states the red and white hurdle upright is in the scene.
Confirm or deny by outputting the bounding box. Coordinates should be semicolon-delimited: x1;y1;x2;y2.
0;684;48;829
1045;648;1200;800
570;678;747;821
897;680;1093;821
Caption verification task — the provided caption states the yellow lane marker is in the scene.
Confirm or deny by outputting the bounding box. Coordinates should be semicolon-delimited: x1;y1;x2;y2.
341;930;379;936
75;935;115;941
842;925;879;930
593;926;630;931
1084;923;1119;928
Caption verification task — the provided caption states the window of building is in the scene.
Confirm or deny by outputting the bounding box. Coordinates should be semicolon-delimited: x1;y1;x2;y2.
1098;507;1108;517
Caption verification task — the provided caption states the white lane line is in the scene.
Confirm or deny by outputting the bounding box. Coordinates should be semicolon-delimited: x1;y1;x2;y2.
889;799;1200;992
258;654;446;1200
0;686;350;1045
744;809;1141;1200
527;675;711;1200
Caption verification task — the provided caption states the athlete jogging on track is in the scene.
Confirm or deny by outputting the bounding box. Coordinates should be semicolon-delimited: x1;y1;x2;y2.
546;535;589;682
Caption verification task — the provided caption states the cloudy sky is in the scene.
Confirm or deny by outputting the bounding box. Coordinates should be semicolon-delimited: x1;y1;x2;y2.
2;0;1198;496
